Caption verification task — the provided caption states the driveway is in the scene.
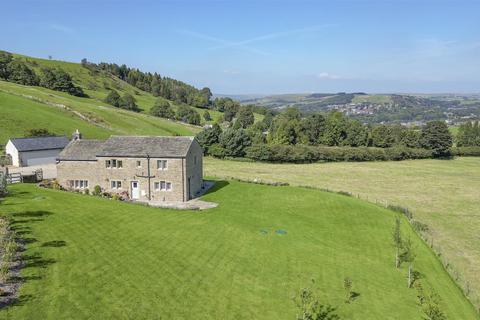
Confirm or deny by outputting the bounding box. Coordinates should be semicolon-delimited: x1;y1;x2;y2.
7;163;57;180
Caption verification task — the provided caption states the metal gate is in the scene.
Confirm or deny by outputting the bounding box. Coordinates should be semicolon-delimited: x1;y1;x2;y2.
6;173;22;184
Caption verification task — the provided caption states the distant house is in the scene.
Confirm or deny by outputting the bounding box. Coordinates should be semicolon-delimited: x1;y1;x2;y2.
6;136;70;167
57;136;203;202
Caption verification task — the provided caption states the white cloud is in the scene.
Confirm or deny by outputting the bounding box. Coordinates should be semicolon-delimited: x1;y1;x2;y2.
48;24;74;34
316;72;341;80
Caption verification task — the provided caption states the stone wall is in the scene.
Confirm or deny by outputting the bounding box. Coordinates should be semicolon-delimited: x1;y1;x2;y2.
57;147;203;202
185;140;204;200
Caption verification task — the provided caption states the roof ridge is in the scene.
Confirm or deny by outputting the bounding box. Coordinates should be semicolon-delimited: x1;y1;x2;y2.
108;135;194;138
11;135;67;140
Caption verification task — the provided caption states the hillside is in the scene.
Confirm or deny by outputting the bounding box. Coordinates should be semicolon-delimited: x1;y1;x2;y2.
9;52;225;122
241;92;480;124
0;81;199;144
0;182;477;319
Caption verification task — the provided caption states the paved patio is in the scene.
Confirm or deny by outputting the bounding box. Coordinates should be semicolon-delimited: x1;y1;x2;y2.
135;181;218;210
7;163;57;180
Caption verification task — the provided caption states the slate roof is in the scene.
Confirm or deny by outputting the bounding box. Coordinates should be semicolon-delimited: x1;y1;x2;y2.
97;136;195;158
57;140;105;161
10;136;69;152
57;136;195;160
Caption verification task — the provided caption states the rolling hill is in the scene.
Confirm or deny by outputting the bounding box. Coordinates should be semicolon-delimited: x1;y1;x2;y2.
0;181;477;319
11;52;224;119
240;92;480;124
0;51;238;145
0;80;199;144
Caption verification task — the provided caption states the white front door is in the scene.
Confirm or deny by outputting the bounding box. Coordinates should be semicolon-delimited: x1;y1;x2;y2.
131;181;140;199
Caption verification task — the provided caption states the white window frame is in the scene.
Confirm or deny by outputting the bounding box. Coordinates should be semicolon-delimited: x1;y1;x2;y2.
111;180;122;189
106;159;122;169
73;180;88;189
154;181;172;191
157;160;168;170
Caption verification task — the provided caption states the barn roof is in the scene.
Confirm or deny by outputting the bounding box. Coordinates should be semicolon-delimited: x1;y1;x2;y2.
57;136;196;160
9;136;70;152
57;140;105;161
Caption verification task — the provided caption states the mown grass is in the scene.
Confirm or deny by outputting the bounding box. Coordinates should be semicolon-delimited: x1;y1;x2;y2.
204;156;480;309
0;182;476;319
0;81;199;144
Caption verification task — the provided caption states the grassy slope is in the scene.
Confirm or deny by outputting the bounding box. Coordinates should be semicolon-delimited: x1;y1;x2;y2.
0;81;199;144
0;90;112;143
13;53;225;123
352;94;392;104
0;182;476;319
204;157;480;308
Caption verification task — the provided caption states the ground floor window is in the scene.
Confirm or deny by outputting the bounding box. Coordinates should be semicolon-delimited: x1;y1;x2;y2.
111;180;122;189
154;181;172;191
69;180;88;189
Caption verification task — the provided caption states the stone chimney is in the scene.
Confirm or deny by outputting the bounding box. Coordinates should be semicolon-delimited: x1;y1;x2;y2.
72;129;82;141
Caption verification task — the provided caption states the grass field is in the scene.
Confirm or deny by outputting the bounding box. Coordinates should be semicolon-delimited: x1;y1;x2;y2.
0;81;199;144
204;157;480;308
0;182;477;319
351;94;392;104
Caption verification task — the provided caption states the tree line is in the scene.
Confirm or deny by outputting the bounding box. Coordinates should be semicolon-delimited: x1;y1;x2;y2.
0;51;85;97
81;59;213;108
456;121;480;147
196;106;456;162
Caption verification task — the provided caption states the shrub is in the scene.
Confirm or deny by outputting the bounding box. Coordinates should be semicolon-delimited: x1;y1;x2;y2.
208;144;226;158
150;99;175;119
176;105;201;125
93;185;102;196
219;128;251;157
451;146;480;157
52;179;62;190
84;188;90;195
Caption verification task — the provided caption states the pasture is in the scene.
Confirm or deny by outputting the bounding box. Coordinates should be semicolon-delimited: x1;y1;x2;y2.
0;182;476;319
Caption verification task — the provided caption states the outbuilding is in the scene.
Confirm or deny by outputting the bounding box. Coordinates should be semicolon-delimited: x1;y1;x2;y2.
6;136;70;167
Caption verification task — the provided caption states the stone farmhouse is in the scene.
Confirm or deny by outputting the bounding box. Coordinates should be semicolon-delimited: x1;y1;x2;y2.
57;136;203;202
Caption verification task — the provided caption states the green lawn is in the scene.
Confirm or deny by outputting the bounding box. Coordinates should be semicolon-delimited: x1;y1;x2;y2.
204;156;480;309
0;182;476;319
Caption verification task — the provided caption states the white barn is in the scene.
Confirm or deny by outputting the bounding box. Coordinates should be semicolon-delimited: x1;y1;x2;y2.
6;136;70;167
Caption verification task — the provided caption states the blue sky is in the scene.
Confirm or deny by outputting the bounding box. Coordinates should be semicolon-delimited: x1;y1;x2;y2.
2;0;479;94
